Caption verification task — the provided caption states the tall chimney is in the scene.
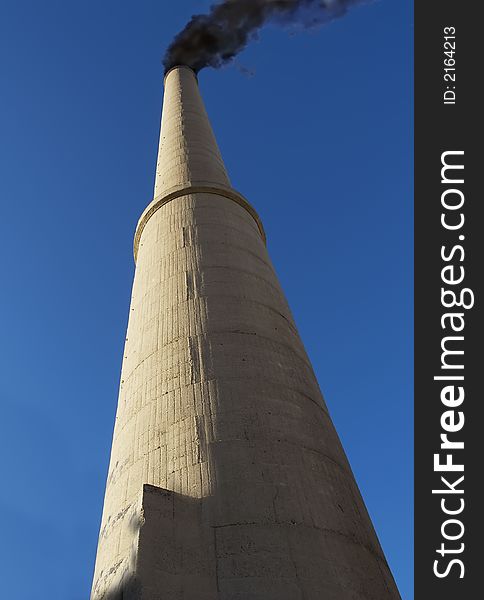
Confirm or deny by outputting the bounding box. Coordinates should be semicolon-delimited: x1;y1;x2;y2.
91;66;400;600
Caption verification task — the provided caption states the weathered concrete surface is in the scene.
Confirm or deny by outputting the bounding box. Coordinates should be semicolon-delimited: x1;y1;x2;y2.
91;66;401;599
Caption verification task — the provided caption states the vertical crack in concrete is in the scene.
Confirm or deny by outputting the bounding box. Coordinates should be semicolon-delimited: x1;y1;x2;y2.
188;336;200;384
194;415;207;463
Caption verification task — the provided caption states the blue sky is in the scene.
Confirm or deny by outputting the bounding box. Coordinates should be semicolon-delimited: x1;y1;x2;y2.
0;1;413;598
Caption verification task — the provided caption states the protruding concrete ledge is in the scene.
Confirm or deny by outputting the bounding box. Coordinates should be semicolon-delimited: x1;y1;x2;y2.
134;183;267;262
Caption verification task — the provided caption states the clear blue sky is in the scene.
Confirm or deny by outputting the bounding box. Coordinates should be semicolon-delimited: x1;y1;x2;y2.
0;1;413;598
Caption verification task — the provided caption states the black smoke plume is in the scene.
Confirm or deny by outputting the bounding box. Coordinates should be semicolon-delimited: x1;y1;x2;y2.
163;0;366;74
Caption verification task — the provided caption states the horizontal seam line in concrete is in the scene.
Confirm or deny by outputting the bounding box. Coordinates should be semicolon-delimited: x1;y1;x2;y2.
122;326;311;378
140;205;262;236
101;439;350;502
211;522;384;562
148;215;261;243
166;218;263;242
130;296;295;335
116;381;329;441
135;267;283;304
140;227;269;267
203;328;310;365
191;240;275;270
210;441;348;475
134;186;266;261
120;356;326;414
141;237;271;271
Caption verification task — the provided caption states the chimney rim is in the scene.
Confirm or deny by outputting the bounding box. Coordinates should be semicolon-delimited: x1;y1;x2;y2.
163;65;198;86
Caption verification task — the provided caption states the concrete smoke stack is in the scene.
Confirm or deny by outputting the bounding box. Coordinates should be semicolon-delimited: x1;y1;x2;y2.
91;66;401;600
134;66;265;261
154;66;230;196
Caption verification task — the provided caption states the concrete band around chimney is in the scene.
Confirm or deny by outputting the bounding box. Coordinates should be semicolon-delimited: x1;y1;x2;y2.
133;182;266;262
164;64;198;84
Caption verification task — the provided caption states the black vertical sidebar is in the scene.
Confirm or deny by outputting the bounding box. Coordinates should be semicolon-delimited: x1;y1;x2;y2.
415;2;482;599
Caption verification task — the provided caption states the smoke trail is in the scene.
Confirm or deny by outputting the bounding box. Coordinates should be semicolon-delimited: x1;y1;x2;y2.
163;0;366;74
